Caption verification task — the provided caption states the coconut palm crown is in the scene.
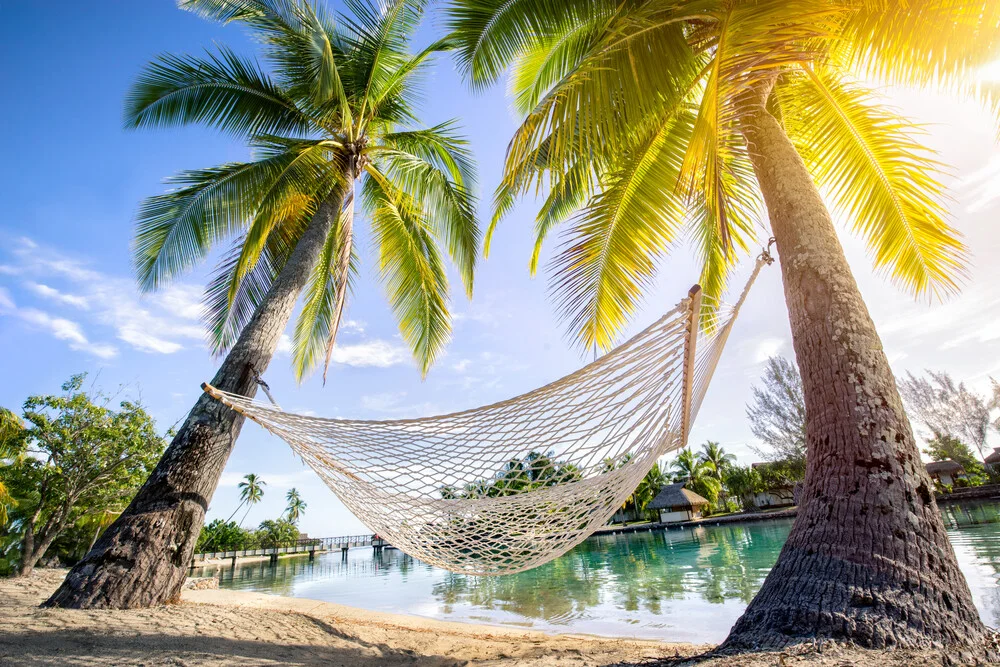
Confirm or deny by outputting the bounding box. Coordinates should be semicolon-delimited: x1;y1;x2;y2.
446;0;998;349
131;0;479;379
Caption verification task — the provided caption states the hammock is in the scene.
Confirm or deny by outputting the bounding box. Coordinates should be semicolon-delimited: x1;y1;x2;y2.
204;252;771;576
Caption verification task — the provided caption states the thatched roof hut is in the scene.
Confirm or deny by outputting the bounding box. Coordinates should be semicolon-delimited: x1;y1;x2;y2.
649;482;709;512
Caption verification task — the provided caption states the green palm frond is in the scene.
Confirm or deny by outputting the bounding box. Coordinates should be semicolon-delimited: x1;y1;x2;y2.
529;157;598;275
372;140;479;297
227;137;346;301
124;47;315;137
364;37;452;125
685;137;761;316
550;108;694;351
446;0;610;89
502;14;695;193
507;5;613;116
364;165;451;376
0;408;22;458
292;194;358;382
203;218;302;355
780;67;967;297
133;149;318;292
343;0;427;114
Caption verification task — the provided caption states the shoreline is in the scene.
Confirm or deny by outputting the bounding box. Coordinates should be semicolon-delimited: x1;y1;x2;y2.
1;570;980;666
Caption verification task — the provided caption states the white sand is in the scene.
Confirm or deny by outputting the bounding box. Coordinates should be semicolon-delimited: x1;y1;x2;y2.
0;570;988;666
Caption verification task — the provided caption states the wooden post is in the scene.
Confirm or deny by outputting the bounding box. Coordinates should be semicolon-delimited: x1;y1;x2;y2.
680;285;703;447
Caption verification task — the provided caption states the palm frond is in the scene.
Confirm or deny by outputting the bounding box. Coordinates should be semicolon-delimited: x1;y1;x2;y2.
364;37;452;124
291;194;357;382
0;408;23;459
780;66;967;297
133;140;338;292
342;0;427;117
529;156;598;275
371;142;479;298
685;137;761;321
363;164;450;376
835;1;1000;88
227;137;346;303
507;6;613;116
446;0;611;89
202;217;302;355
549;108;694;351
124;46;315;137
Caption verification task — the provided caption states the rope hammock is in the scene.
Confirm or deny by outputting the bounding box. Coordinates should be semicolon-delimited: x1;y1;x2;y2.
204;250;772;576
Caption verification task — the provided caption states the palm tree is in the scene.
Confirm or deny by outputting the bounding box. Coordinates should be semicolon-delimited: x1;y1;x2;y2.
698;442;734;482
285;487;307;523
669;448;721;505
632;461;668;520
49;0;479;610
446;0;998;652
237;474;266;527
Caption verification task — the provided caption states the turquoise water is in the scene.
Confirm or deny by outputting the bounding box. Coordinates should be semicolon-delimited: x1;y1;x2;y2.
191;500;1000;644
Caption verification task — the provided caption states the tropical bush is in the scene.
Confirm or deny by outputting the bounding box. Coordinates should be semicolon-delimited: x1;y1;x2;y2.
255;519;300;548
196;519;258;553
0;375;165;576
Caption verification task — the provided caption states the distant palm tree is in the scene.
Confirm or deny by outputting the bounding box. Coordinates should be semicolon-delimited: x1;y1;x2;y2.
52;0;480;610
236;474;266;527
669;448;721;505
699;442;735;482
285;487;307;524
632;461;668;519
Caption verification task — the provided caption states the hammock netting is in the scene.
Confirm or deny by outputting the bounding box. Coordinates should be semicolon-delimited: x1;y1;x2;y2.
205;256;768;576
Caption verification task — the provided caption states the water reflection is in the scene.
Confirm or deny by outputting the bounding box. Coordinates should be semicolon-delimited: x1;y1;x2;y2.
192;500;1000;643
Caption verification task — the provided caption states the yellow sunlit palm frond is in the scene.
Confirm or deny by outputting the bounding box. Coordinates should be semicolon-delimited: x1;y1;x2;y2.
778;66;967;297
447;0;998;351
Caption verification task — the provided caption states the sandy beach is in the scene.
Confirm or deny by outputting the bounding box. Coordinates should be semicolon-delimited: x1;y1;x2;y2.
0;570;990;666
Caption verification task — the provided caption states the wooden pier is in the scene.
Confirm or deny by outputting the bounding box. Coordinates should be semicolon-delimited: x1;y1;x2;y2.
190;534;392;568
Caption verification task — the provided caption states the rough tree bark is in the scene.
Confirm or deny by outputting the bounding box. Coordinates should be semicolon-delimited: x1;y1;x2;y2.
721;85;991;656
44;167;352;609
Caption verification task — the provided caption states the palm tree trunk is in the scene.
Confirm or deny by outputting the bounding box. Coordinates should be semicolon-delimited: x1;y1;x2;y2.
721;86;990;655
45;173;352;610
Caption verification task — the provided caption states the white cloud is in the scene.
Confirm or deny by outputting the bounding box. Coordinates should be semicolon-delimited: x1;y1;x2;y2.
16;308;118;359
361;392;407;412
25;282;89;309
359;391;440;417
452;358;472;373
2;238;405;367
342;319;366;334
152;284;204;320
0;287;14;311
271;333;404;369
752;337;785;363
329;340;408;368
117;325;183;354
276;334;294;356
958;153;1000;213
4;238;207;356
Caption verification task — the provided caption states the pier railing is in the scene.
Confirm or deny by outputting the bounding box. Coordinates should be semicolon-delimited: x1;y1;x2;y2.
191;534;390;564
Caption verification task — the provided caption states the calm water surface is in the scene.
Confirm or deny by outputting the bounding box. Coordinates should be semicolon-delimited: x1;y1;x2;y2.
192;500;1000;644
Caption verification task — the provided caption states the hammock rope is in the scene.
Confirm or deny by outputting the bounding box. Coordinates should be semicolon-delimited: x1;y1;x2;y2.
204;252;772;576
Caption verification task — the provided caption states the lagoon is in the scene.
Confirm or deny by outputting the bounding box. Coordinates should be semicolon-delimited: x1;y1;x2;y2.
191;500;1000;644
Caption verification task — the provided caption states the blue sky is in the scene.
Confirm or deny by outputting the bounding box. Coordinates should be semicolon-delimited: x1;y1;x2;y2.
3;2;1000;538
